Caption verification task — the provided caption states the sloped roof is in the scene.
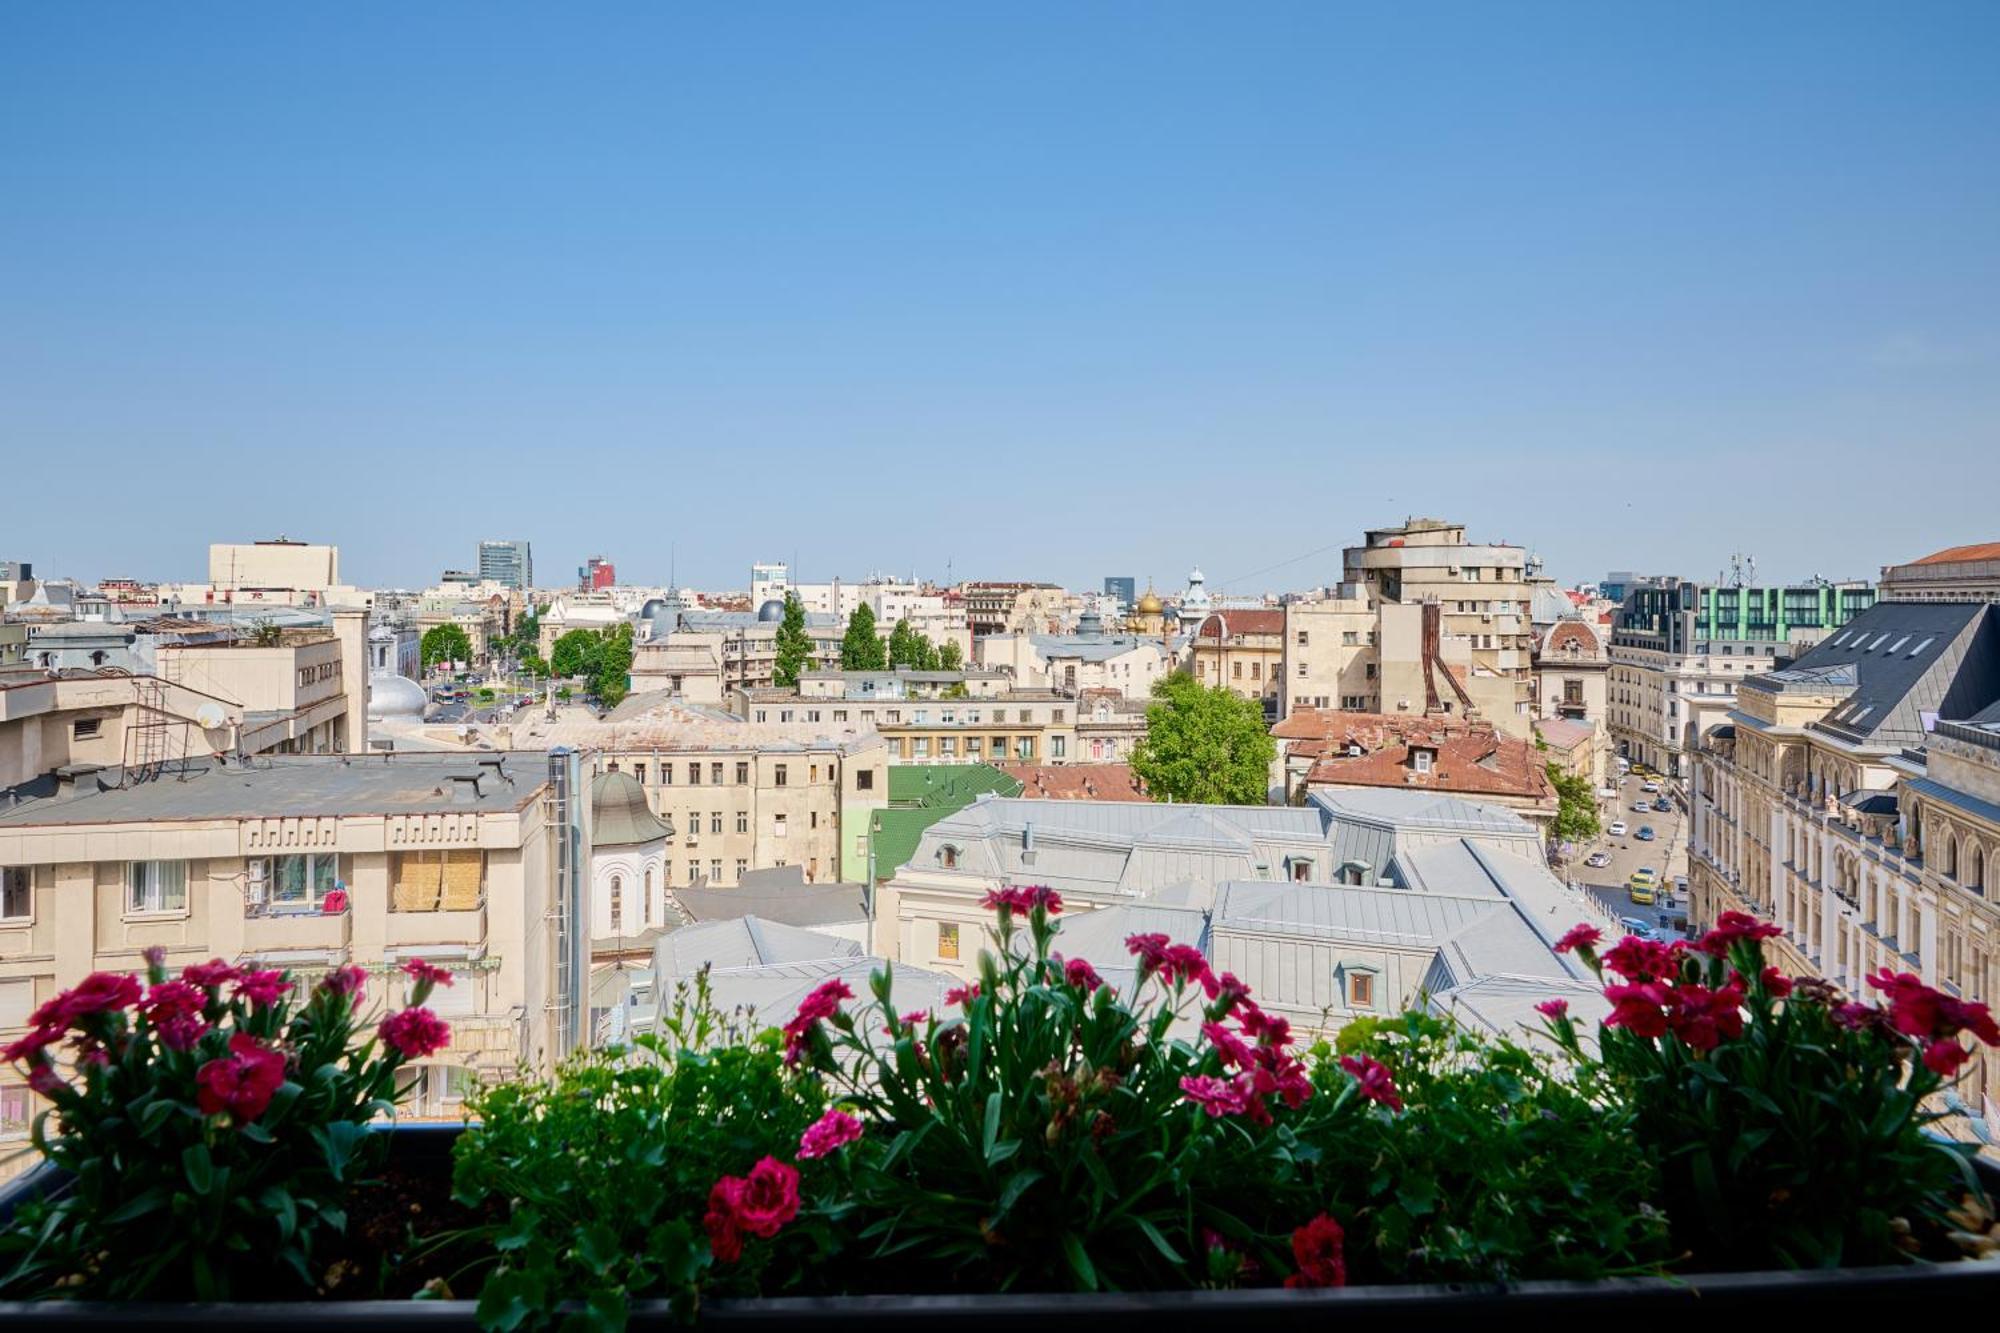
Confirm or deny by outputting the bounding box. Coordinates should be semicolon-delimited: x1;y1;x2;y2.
996;763;1149;801
668;866;868;930
1195;610;1286;639
1749;602;1999;748
591;769;675;846
1910;541;2000;565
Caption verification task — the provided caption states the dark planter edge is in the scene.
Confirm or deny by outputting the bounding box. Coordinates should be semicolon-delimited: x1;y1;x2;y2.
3;1123;1998;1325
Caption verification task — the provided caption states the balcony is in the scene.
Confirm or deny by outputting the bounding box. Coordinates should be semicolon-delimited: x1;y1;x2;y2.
244;899;352;954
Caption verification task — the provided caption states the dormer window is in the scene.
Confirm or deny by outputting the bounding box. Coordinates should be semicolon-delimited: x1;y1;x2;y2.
1411;748;1435;774
940;844;960;869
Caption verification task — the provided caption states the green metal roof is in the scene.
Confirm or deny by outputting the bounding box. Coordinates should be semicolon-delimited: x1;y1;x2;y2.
872;763;1021;876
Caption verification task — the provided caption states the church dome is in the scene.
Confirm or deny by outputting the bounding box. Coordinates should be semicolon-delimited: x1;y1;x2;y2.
1136;589;1164;615
757;599;786;622
591;770;675;847
367;671;427;721
639;597;668;621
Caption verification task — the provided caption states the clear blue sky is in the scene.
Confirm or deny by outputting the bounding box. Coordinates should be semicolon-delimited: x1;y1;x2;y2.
5;4;1997;594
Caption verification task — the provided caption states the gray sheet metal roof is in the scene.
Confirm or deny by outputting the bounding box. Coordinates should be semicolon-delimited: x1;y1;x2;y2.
1030;633;1157;663
0;753;545;826
1308;788;1529;837
1904;776;2000;830
653;917;863;981
1213;880;1496;947
668;868;868;930
1749;602;1998;749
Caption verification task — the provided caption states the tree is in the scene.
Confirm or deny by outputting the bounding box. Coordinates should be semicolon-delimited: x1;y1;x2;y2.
550;629;602;680
887;618;923;669
938;639;964;671
1130;673;1276;805
774;593;813;688
508;608;541;658
1547;761;1602;845
593;623;635;709
840;603;885;672
420;624;473;672
518;653;550;679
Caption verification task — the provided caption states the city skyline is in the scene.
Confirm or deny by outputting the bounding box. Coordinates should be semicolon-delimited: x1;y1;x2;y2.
5;5;1998;590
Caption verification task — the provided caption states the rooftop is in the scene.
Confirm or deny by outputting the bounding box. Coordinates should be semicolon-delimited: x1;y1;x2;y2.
994;763;1149;802
0;753;546;827
1908;541;2000;566
515;691;883;753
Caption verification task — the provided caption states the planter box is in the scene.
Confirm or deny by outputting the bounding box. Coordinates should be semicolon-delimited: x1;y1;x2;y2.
4;1125;1999;1328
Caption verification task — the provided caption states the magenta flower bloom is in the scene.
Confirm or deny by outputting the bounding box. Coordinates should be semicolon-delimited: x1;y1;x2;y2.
1554;924;1602;954
1535;998;1570;1020
380;1006;451;1059
798;1108;864;1160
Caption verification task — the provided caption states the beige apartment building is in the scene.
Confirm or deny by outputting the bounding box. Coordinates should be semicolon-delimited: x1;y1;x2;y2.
1188;610;1285;718
1;752;585;1165
630;603;845;697
975;617;1170;699
511;692;889;887
1688;599;2000;1130
1879;542;2000;603
1281;589;1378;717
960;582;1065;637
737;682;1084;768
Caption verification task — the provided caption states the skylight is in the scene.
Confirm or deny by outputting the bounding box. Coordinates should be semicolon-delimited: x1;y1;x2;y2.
1910;637;1935;657
1868;634;1890;651
1886;635;1910;654
1830;631;1850;646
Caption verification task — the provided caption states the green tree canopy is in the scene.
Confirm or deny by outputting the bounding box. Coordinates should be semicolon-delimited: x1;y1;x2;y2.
549;629;602;680
774;593;814;688
592;623;635;708
1546;761;1602;844
518;653;550;679
840;603;885;672
887;618;922;669
420;623;473;671
1130;673;1276;805
938;639;964;671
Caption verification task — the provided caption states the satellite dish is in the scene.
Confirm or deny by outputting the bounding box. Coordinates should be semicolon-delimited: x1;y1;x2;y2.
194;702;229;730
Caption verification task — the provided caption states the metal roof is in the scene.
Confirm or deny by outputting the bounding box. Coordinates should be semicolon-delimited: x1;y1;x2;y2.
1750;602;1999;749
0;753;546;826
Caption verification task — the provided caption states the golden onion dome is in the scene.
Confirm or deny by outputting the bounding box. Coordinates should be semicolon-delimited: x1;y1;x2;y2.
1136;589;1164;615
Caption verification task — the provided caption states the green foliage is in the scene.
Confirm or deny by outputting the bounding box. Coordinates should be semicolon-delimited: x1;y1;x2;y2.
1301;1013;1667;1282
886;618;943;671
249;618;284;648
0;958;436;1300
938;639;964;671
449;974;822;1329
1556;936;1984;1269
506;610;541;659
1547;762;1601;843
840;603;885;672
1130;673;1275;804
548;629;601;680
774;594;814;687
517;653;549;680
592;623;634;709
421;623;474;670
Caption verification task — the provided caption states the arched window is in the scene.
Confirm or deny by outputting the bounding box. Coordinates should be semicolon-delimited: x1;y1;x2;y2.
1946;837;1959;879
610;874;623;932
644;867;654;926
1973;846;1987;894
940;845;959;869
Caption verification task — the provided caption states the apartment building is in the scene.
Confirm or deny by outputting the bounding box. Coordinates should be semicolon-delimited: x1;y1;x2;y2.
1280;589;1378;718
975;614;1170;699
1187;610;1285;718
1;752;588;1159
513;692;889;887
960;582;1065;637
1688;598;2000;1127
630;602;845;697
1609;577;1875;780
795;668;1010;701
737;682;1082;768
1879;541;2000;603
1075;688;1149;763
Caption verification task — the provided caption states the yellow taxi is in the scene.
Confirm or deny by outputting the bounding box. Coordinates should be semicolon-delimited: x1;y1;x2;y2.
1628;867;1659;905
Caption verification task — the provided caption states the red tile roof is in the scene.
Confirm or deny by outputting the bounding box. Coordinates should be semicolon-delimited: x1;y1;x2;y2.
996;763;1150;802
1195;610;1286;639
1910;541;2000;566
1275;710;1555;805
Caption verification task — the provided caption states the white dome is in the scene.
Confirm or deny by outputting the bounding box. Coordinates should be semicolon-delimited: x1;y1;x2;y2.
368;671;427;721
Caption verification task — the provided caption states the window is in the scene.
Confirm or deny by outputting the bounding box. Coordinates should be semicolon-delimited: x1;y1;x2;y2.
0;1083;30;1141
1291;858;1312;883
0;866;29;921
736;762;750;784
913;737;930;758
1348;972;1375;1009
941;845;959;869
1016;737;1034;761
938;922;960;960
390;850;486;911
633;763;647;785
710;859;722;882
833;709;847;722
734;858;747;881
1232;661;1243;679
610;874;623;932
1342;631;1358;646
1051;735;1066;759
662;764;674;785
686;860;700;884
127;860;188;915
259;853;341;909
736;811;749;834
1412;749;1434;774
774;813;788;838
688;763;701;785
708;811;721;835
857;769;874;791
73;718;102;740
1297;662;1308;678
0;978;32;1030
1249;661;1261;680
774;765;788;787
711;763;724;785
1296;631;1309;646
966;738;983;758
644;868;654;926
941;736;958;757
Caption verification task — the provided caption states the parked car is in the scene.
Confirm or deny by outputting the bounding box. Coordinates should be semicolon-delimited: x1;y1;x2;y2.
1636;826;1657;841
1634;803;1654;813
1641;780;1662;793
1654;798;1673;812
1629;881;1657;906
1619;916;1660;940
1586;850;1612;868
1608;821;1628;837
